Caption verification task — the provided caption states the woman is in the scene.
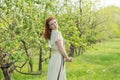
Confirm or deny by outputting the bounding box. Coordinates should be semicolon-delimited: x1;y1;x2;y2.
44;16;73;80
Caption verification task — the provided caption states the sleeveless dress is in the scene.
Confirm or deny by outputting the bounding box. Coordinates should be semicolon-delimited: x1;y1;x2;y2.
47;30;66;80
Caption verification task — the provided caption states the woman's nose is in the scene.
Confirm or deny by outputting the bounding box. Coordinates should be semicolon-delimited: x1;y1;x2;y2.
53;23;56;26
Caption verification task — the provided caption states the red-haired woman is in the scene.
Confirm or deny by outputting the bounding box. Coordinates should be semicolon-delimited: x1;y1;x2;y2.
44;16;73;80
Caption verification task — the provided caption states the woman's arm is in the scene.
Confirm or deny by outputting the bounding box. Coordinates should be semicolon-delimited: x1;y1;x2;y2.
56;39;72;62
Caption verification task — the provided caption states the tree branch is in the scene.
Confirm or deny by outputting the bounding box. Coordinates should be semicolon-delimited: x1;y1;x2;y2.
14;60;27;69
2;60;17;68
15;68;42;75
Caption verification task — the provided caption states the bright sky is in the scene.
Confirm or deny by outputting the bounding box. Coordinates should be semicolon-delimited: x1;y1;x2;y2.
100;0;120;8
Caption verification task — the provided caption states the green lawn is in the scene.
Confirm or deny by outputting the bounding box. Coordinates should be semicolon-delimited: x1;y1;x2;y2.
1;38;120;80
67;38;120;80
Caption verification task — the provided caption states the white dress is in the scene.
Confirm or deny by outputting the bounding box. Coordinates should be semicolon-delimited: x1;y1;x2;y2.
47;30;66;80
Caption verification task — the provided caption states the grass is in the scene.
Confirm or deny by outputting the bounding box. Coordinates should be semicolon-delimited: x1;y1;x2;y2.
66;38;120;80
0;38;120;80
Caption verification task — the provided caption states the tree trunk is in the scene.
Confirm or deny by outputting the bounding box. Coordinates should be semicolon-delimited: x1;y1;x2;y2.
79;0;82;15
28;59;33;72
78;46;85;55
78;46;81;55
1;67;12;80
69;43;75;56
38;46;42;71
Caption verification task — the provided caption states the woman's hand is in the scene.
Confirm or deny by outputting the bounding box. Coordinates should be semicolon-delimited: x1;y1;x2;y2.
66;57;73;62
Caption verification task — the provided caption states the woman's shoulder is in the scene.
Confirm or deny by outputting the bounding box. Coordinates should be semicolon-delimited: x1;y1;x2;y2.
52;30;61;34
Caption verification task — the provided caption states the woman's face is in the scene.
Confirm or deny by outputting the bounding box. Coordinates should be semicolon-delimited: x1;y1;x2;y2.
49;19;58;30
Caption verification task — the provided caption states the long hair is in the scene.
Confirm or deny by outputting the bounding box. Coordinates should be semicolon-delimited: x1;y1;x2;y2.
43;16;56;40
